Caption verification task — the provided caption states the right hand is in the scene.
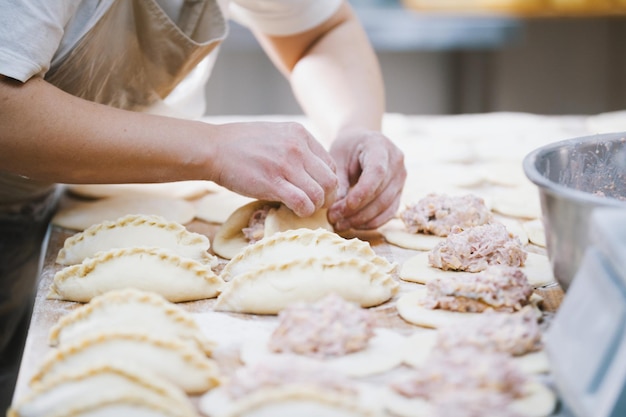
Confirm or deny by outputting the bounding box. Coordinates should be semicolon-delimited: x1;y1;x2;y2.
207;121;339;217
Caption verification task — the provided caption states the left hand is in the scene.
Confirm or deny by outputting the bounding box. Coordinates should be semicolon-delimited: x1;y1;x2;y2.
327;127;406;231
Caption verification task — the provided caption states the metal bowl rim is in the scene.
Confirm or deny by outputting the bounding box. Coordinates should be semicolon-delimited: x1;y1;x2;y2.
523;131;626;209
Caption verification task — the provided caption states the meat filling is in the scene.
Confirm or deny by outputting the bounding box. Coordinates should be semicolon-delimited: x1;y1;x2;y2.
421;266;534;313
429;223;527;272
400;193;493;237
430;389;526;417
391;347;528;411
226;359;356;400
268;293;375;358
436;306;542;356
242;205;273;243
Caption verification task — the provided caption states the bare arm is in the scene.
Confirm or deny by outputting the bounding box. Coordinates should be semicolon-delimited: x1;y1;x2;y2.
253;2;406;230
253;2;383;140
0;76;212;184
0;76;336;216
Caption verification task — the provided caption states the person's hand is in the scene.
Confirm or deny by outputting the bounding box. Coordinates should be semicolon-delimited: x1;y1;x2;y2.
327;127;406;231
208;121;338;217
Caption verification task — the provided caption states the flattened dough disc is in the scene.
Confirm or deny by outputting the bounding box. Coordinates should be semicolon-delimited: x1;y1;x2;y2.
52;196;196;230
379;219;444;251
399;252;555;288
240;328;406;378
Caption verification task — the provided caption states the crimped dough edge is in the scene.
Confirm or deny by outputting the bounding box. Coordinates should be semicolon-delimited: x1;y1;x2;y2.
30;331;221;391
215;256;399;313
48;288;215;354
9;362;196;417
221;228;396;282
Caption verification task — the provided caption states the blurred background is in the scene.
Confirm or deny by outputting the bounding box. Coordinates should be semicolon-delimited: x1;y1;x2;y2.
204;0;626;116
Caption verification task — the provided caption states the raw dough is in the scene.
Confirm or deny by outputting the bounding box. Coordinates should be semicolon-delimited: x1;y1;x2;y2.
52;196;196;231
384;380;556;417
200;387;380;417
220;228;395;282
491;187;542;219
56;214;216;266
48;247;224;303
480;161;533;188
402;331;550;375
397;287;486;329
48;288;214;354
8;363;197;417
396;287;543;329
199;359;384;417
214;257;399;314
194;189;255;224
399;251;555;288
30;332;220;394
66;181;217;200
523;219;546;247
240;328;406;378
379;219;444;251
586;110;626;134
212;200;332;260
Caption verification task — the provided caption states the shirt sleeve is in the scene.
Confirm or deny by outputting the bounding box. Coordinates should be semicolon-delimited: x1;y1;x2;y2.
0;1;79;82
228;0;343;36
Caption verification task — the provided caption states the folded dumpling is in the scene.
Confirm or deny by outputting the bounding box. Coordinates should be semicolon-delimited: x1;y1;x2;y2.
212;200;332;260
30;331;221;394
9;363;198;417
48;247;224;303
214;257;398;314
199;358;385;417
214;229;398;314
48;288;214;354
56;214;216;266
221;228;395;282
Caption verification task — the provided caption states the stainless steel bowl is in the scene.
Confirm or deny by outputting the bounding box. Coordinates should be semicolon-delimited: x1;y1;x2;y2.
523;131;626;290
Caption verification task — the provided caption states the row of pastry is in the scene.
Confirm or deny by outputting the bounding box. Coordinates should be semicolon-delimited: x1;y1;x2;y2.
9;288;554;417
9;207;399;416
12;191;558;416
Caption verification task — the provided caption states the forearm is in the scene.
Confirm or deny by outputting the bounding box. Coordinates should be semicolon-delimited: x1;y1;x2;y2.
289;4;385;142
0;76;339;216
0;76;214;184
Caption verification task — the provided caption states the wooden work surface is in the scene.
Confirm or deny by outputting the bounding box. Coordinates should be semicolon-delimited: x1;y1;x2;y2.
11;110;605;414
12;220;564;411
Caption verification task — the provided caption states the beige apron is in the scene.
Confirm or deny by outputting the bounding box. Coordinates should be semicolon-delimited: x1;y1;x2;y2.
0;0;227;206
48;0;227;111
0;0;227;353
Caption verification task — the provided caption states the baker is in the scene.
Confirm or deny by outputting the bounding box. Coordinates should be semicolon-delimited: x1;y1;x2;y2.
0;0;406;407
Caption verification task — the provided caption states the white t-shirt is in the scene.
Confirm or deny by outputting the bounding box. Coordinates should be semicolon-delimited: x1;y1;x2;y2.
0;0;342;117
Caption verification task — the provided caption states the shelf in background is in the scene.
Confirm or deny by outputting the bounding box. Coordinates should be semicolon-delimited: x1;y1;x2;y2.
401;0;626;18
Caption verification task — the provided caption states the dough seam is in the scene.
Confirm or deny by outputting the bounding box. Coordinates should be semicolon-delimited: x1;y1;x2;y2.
52;247;220;283
30;332;219;387
48;289;209;350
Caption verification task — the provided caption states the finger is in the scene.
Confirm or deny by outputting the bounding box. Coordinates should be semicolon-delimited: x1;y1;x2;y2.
326;159;352;225
305;133;337;174
306;139;340;208
343;148;388;215
285;125;339;209
280;148;336;212
298;153;337;210
336;186;403;231
285;171;327;214
269;176;317;218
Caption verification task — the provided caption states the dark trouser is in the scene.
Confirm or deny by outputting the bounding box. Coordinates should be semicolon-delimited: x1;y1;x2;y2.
0;188;59;412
